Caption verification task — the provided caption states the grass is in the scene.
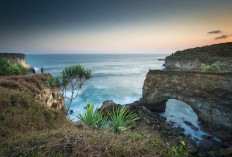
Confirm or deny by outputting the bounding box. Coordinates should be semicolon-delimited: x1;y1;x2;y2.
1;124;182;157
0;77;188;156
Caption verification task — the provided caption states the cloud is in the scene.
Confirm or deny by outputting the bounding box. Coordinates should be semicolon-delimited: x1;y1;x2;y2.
215;34;228;40
208;30;221;34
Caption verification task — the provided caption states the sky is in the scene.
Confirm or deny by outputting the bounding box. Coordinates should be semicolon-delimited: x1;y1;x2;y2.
0;0;232;54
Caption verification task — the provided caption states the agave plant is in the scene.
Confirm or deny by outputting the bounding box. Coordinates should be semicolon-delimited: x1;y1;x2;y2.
108;106;139;134
77;104;107;127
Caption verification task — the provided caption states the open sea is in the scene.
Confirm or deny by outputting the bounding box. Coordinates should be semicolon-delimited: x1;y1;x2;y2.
26;54;166;121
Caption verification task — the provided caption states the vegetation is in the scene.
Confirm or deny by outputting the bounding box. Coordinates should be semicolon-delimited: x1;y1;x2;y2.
0;58;28;76
47;64;92;113
172;141;188;157
78;105;139;134
77;104;107;127
166;42;232;64
107;106;139;133
202;64;228;72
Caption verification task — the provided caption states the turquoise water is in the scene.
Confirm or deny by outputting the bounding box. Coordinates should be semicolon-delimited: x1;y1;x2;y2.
26;54;166;121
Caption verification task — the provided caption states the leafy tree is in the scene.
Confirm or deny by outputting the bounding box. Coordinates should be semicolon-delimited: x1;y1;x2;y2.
47;64;92;113
202;64;221;72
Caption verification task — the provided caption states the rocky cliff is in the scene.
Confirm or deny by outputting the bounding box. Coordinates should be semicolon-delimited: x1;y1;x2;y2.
0;53;32;70
0;73;65;111
142;70;232;140
165;42;232;71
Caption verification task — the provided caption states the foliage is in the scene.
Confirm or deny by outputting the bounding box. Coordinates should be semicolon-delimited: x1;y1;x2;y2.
0;58;28;76
10;64;28;75
173;141;188;157
201;64;228;72
47;64;92;113
0;58;12;76
77;104;107;127
166;42;232;63
107;106;139;133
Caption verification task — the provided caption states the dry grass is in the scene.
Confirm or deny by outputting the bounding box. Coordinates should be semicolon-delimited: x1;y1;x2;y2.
0;123;177;157
0;74;183;157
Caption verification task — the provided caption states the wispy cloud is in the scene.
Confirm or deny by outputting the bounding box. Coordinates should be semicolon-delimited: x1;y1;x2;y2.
208;30;221;34
215;34;228;40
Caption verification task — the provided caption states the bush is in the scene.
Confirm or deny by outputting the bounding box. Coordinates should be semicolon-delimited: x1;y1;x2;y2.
201;64;229;72
0;58;28;76
0;58;12;76
10;64;28;75
202;64;221;72
108;106;139;134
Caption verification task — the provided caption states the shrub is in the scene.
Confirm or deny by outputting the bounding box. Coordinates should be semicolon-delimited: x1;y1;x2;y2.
10;64;28;75
108;107;139;134
77;104;107;127
0;58;28;76
202;64;221;72
0;58;12;76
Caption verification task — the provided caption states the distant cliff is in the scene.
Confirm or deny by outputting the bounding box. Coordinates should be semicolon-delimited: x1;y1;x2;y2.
0;53;32;69
0;73;65;111
165;42;232;71
142;70;232;140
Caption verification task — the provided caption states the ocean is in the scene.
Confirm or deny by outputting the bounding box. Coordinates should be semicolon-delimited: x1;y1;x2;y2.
26;54;166;121
26;53;220;142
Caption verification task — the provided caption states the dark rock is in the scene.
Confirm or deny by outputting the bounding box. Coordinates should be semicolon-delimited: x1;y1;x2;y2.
184;121;199;131
142;70;232;140
98;100;122;116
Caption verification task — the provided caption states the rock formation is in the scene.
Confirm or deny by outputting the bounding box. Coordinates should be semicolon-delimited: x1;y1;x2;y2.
142;70;232;140
0;73;65;111
0;53;33;70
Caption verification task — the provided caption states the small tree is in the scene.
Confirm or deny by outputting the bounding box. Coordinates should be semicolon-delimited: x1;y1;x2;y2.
47;64;92;113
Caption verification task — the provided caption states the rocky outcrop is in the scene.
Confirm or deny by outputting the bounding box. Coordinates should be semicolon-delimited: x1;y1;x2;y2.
0;73;65;111
165;59;232;72
0;53;33;70
165;42;232;71
142;70;232;140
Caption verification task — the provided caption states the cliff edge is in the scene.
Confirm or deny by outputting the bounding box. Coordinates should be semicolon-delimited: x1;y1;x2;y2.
0;73;65;111
0;52;33;70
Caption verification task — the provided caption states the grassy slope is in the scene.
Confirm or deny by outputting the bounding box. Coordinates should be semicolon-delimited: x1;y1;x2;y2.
0;76;180;157
166;42;232;63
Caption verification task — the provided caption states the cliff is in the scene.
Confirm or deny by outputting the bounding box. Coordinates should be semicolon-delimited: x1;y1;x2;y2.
0;52;32;70
0;73;65;111
165;42;232;71
142;70;232;140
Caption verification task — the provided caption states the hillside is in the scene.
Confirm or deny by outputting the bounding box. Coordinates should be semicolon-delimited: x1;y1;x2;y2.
165;42;232;71
0;74;185;156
